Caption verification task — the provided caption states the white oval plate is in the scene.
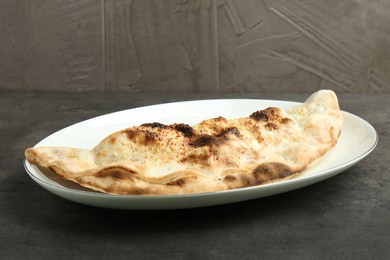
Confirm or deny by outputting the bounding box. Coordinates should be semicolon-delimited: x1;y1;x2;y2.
24;99;377;210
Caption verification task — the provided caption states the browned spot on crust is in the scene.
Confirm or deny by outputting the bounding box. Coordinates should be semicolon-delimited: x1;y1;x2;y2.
240;174;254;186
265;123;279;130
282;118;292;124
170;123;194;137
223;163;297;189
141;122;167;129
223;173;256;188
166;176;197;187
213;116;228;122
216;127;241;138
252;162;294;184
250;107;281;121
112;172;124;179
109;137;117;145
189;134;215;147
189;127;241;147
250;108;292;130
140;122;195;137
124;130;156;145
223;175;237;182
180;151;211;165
95;166;137;180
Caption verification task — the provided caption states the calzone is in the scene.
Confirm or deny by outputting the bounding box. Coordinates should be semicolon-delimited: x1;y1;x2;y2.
25;90;343;195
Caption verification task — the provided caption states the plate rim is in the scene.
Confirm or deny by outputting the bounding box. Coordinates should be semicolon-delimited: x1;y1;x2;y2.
23;98;378;200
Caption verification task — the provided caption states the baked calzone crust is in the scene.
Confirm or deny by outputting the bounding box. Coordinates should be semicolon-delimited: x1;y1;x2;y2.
25;90;343;195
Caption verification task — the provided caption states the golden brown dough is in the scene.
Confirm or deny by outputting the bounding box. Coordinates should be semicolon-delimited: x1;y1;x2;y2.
25;90;343;195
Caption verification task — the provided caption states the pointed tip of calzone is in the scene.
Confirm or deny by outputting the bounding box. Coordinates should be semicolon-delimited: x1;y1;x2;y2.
306;89;340;110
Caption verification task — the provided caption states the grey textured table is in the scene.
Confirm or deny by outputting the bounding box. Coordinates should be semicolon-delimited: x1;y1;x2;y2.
1;90;389;259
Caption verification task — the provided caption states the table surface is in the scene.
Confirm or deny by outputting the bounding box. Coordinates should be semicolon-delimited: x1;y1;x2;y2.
1;90;389;259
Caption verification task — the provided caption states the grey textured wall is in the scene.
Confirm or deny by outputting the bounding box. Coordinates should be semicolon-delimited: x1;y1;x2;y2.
1;0;390;92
